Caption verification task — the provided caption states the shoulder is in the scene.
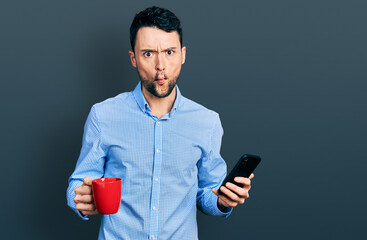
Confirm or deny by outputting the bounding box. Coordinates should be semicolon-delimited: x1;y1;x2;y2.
180;96;220;121
90;92;132;118
178;96;223;142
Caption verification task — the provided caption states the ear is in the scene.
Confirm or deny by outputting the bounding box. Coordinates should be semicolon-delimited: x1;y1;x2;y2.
129;50;137;68
181;46;186;64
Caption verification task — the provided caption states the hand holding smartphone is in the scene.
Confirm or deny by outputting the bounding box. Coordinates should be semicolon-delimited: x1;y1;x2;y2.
218;154;261;195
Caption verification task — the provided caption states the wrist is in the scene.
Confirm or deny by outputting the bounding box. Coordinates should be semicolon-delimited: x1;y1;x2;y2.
217;199;230;212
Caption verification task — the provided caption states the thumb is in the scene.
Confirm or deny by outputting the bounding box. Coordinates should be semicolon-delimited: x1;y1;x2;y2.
83;176;93;186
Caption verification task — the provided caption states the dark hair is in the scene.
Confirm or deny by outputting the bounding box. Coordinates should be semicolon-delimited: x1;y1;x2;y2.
130;6;183;52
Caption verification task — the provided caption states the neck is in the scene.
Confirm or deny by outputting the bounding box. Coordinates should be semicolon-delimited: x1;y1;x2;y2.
141;85;177;119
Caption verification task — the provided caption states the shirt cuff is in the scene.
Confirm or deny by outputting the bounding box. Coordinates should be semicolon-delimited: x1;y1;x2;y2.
210;191;233;218
74;208;89;221
67;180;89;220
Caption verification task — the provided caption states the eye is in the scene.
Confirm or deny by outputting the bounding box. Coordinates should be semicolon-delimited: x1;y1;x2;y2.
144;51;153;57
167;50;175;55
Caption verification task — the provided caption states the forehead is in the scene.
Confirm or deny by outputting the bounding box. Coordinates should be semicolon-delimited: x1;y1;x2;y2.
135;27;180;49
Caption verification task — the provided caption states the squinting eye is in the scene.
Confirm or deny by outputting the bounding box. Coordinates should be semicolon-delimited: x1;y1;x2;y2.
167;50;174;55
144;52;152;57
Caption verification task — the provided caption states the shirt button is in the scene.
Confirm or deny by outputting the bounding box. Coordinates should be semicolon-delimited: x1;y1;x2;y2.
153;206;156;210
156;149;160;153
157;121;160;125
155;177;158;182
151;236;155;240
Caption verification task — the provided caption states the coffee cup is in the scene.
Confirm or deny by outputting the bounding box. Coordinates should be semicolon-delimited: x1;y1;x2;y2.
92;178;122;214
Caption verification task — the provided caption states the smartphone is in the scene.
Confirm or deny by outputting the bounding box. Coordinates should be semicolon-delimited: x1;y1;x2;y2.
218;154;261;195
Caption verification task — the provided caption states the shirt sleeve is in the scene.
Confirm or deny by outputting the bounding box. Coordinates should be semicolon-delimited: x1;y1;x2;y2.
196;113;233;218
66;105;107;220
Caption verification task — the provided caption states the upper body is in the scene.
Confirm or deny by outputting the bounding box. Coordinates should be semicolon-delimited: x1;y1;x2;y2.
67;6;253;240
67;81;232;239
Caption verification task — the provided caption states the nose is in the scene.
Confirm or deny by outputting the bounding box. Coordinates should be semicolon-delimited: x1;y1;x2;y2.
155;53;165;71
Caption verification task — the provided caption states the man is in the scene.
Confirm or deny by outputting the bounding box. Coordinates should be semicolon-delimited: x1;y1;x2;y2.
67;6;254;239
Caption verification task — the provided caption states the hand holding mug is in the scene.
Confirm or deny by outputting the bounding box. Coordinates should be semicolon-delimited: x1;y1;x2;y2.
74;176;99;216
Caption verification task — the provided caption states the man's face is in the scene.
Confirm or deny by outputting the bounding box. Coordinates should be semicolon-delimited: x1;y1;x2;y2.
129;27;186;98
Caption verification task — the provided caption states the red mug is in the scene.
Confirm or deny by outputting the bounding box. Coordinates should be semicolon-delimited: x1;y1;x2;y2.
92;178;122;214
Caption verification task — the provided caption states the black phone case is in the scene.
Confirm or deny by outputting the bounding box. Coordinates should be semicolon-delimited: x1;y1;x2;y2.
218;154;261;195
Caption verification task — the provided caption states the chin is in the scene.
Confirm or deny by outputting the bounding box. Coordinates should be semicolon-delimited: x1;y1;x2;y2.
153;89;172;98
154;84;176;98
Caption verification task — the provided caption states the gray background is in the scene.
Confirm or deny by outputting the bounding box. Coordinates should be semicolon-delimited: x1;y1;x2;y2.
1;0;366;239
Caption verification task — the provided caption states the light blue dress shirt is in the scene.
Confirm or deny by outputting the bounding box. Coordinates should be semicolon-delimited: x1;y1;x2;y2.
67;81;232;239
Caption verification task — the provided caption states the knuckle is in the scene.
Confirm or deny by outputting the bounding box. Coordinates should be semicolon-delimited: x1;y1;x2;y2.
243;190;249;198
78;195;85;202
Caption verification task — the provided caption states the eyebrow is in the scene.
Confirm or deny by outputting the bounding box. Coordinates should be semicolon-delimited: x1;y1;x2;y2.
140;47;178;52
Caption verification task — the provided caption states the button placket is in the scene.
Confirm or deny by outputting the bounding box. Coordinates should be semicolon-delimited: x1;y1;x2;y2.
149;120;163;239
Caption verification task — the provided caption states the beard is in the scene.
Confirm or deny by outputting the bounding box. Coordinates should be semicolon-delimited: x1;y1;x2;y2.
138;71;179;98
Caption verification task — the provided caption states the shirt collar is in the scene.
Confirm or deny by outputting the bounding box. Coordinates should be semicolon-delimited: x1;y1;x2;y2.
132;81;183;116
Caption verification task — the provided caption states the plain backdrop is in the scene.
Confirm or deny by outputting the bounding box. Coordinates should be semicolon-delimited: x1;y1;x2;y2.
1;0;366;239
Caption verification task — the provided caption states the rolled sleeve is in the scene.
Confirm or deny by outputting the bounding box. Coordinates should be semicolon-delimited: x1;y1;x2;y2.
66;105;106;220
196;113;233;218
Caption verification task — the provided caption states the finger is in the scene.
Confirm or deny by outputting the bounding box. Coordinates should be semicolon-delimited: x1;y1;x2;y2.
212;189;237;207
80;209;99;216
225;182;249;198
74;194;94;204
234;177;251;190
213;188;240;202
249;173;255;179
219;186;241;202
83;176;93;186
219;195;237;208
75;185;93;195
218;188;247;205
212;188;223;197
213;188;231;201
76;202;97;212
